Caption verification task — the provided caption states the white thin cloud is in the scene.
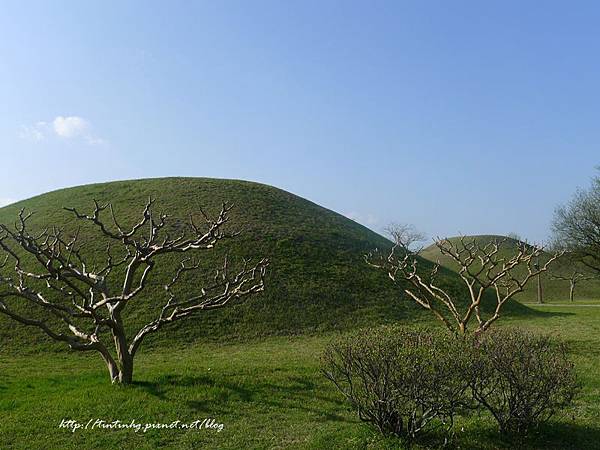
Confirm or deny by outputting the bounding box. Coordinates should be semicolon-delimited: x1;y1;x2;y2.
19;122;48;141
84;135;106;145
345;211;379;227
19;116;105;145
53;116;89;138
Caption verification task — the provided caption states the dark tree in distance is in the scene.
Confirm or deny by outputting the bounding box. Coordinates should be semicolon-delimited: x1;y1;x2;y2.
552;170;600;275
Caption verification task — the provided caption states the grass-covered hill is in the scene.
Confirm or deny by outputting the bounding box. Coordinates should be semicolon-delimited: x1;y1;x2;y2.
420;235;600;303
0;179;532;353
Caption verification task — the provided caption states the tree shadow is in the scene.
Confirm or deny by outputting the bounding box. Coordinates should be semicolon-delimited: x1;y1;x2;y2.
525;308;575;318
133;373;252;401
456;420;600;450
527;421;600;450
131;380;169;400
133;372;351;423
129;371;600;447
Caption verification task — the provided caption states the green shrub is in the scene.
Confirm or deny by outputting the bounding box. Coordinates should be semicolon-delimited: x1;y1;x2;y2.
469;328;578;436
321;326;471;441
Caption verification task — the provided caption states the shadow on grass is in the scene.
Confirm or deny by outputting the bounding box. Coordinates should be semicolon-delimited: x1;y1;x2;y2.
132;374;253;401
131;380;169;400
132;372;351;423
496;298;576;321
109;373;600;448
526;421;600;450
345;419;600;450
452;419;600;450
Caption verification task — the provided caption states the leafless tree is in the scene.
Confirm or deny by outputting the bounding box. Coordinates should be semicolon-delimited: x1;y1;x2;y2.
0;199;268;384
383;223;426;253
532;246;545;304
552;170;600;274
366;236;562;335
506;232;519;240
551;271;594;302
549;252;596;302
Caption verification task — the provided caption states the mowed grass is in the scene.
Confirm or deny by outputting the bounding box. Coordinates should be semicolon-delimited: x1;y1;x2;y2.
2;305;600;450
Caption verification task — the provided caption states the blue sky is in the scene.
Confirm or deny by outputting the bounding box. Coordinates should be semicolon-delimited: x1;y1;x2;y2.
1;1;598;243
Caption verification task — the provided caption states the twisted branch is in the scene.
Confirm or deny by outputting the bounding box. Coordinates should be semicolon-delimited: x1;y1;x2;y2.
367;237;563;334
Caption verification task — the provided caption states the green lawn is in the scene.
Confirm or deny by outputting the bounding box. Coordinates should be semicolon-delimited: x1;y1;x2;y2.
2;305;600;449
1;178;584;449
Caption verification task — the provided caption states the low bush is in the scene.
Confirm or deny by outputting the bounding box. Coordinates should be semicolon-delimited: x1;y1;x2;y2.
321;326;471;441
322;325;578;442
469;328;578;436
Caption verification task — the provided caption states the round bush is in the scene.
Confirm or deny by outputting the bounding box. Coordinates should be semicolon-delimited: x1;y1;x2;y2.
321;326;471;440
469;328;578;436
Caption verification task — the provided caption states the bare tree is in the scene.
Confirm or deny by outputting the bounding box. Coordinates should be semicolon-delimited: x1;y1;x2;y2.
366;236;562;335
533;247;545;304
383;223;427;253
506;232;523;242
552;170;600;274
0;199;268;384
551;271;594;302
550;252;596;302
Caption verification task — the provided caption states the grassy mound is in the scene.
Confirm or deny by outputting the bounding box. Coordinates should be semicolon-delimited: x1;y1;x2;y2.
0;178;532;353
420;235;600;303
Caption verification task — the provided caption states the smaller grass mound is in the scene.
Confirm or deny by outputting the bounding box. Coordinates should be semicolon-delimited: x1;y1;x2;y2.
420;235;600;303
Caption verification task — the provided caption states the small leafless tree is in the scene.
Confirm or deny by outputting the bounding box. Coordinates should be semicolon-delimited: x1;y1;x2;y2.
506;232;523;242
550;254;595;302
383;223;426;253
367;236;563;334
551;271;594;302
0;199;268;384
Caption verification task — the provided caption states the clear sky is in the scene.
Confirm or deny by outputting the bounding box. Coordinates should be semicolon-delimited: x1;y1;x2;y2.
1;1;598;243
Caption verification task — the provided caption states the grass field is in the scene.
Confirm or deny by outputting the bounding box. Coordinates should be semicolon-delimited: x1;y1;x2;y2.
2;303;600;450
2;180;599;449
